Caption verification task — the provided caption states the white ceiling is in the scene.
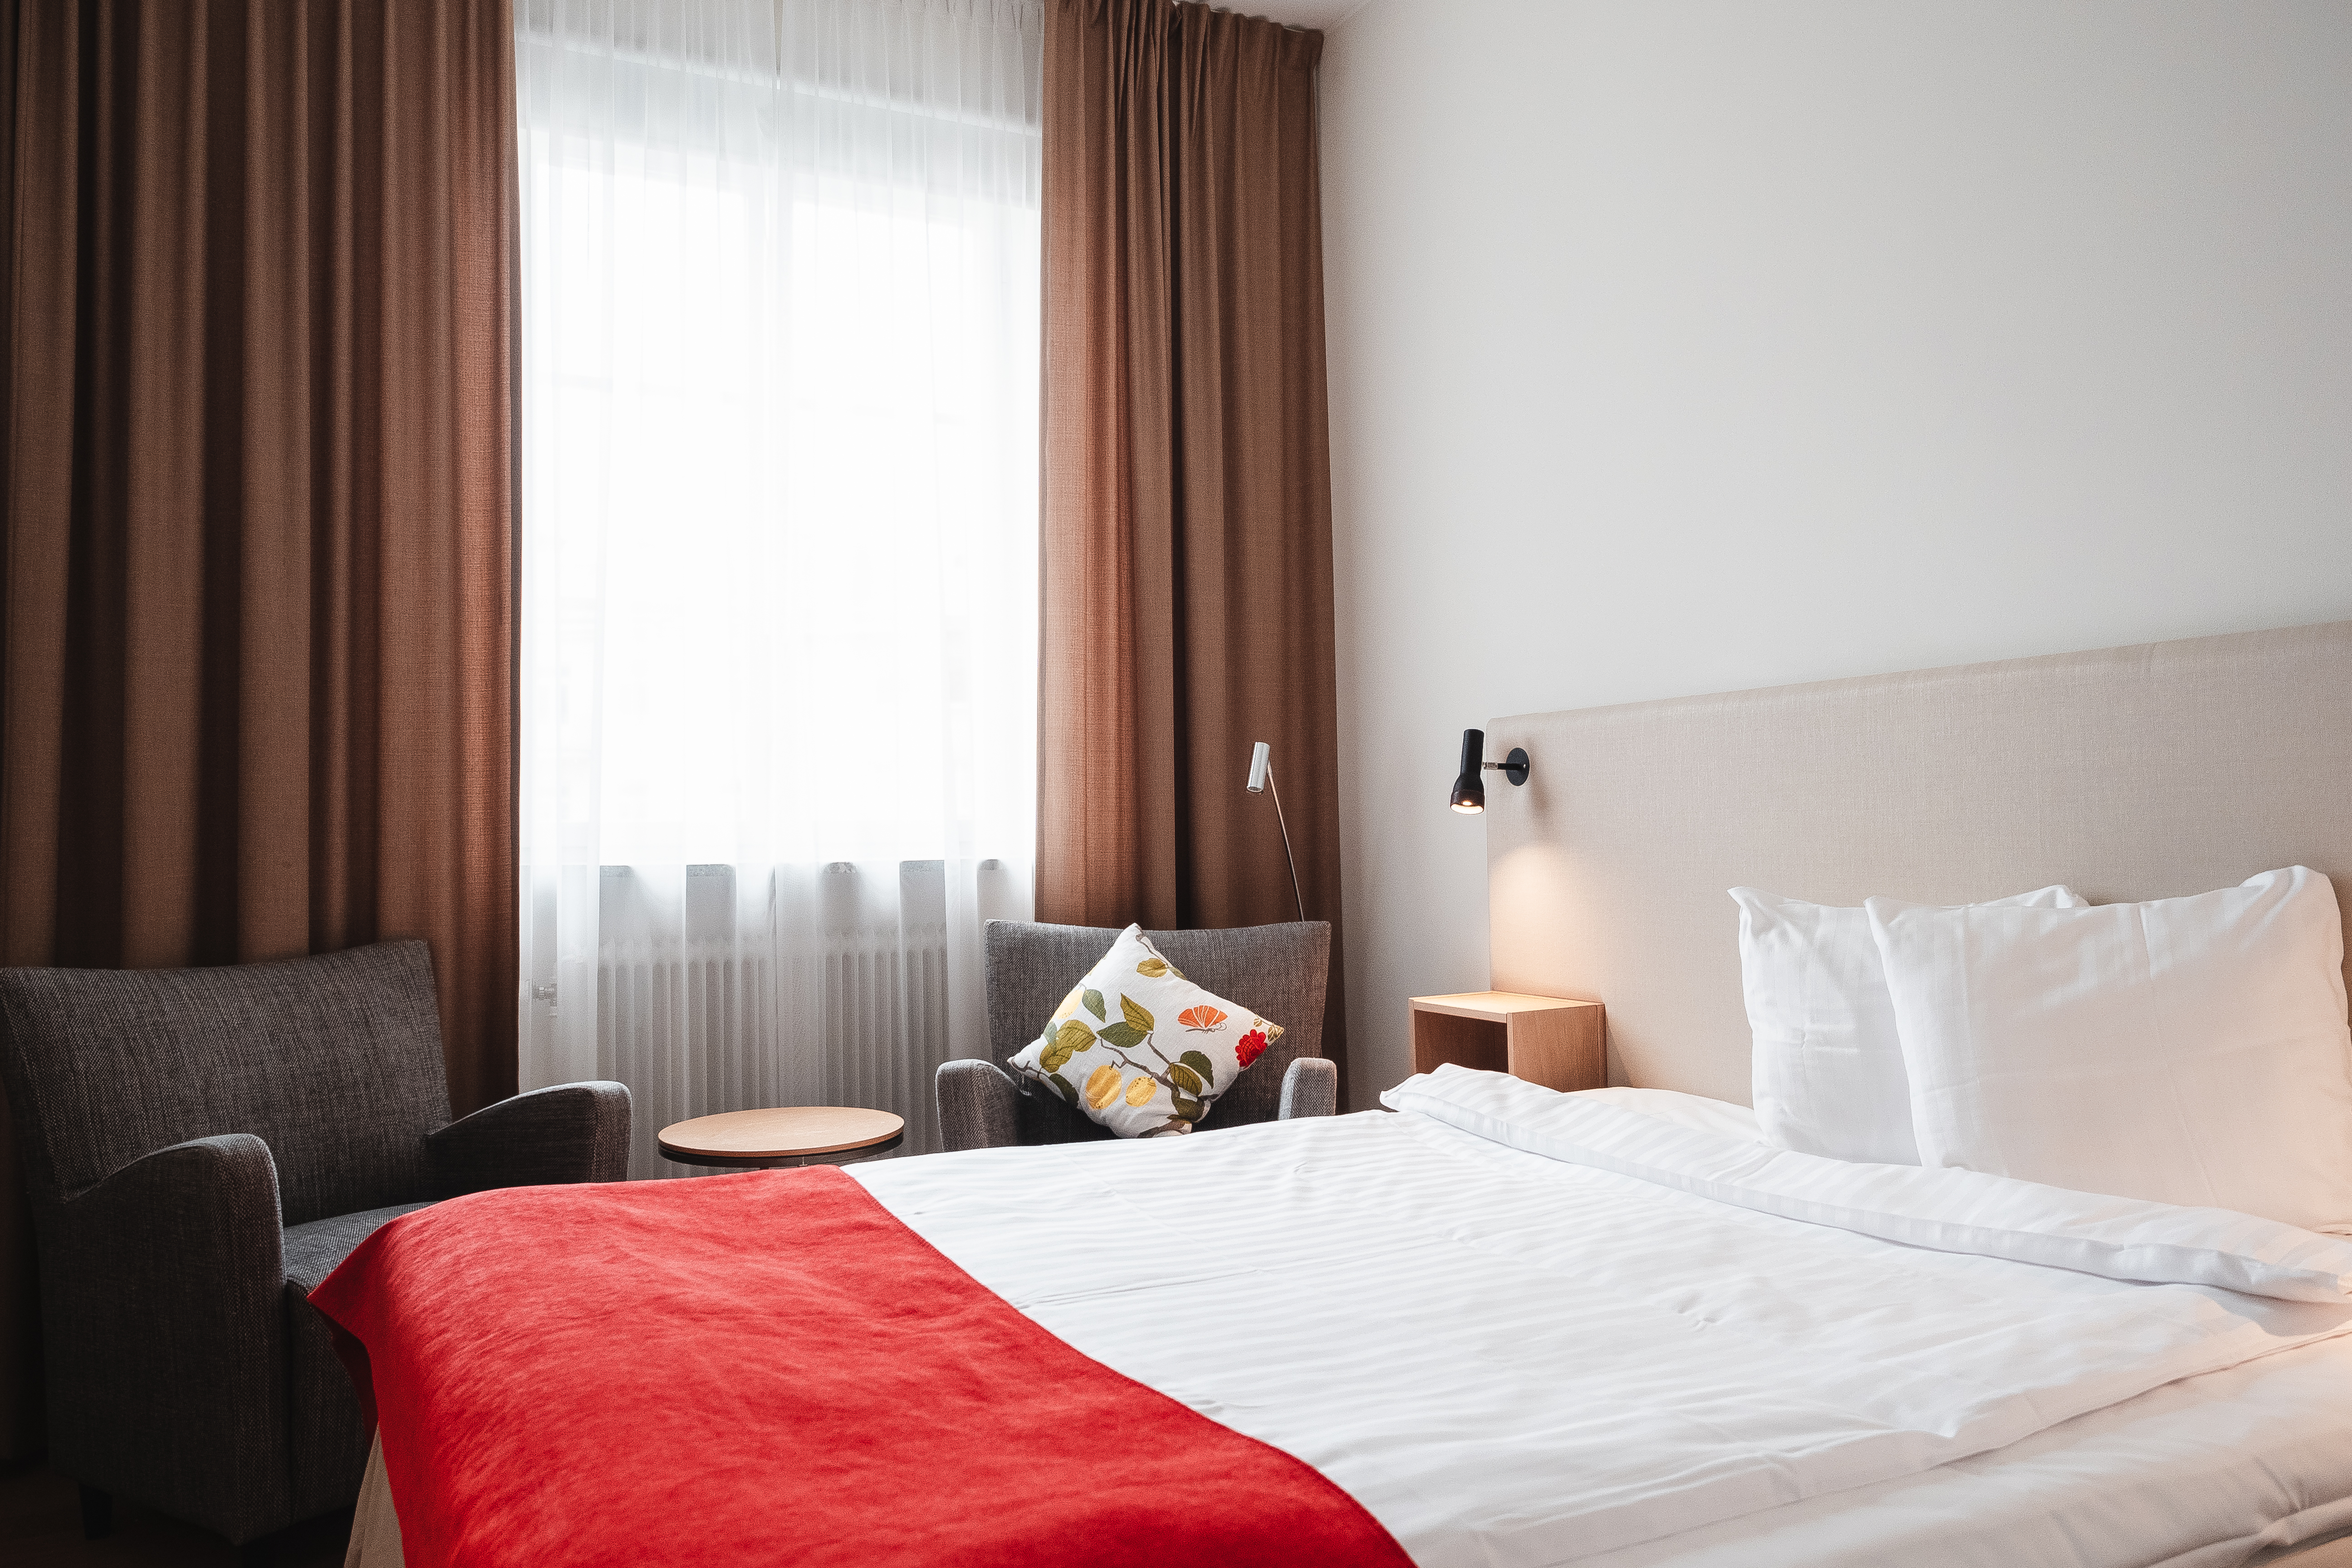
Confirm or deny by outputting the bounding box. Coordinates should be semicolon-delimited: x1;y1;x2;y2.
1242;0;1373;32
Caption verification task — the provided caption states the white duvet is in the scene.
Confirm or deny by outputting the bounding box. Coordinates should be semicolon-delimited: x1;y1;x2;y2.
854;1067;2352;1568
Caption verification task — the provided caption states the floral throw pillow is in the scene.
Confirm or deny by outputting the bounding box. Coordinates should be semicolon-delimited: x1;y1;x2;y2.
1006;925;1285;1138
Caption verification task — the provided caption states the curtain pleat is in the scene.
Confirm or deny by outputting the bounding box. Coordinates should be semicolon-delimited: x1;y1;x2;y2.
1037;0;1345;1088
0;0;517;1462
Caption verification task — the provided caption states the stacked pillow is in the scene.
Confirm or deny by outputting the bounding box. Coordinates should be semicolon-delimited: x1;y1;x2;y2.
1735;867;2352;1234
1734;883;2083;1165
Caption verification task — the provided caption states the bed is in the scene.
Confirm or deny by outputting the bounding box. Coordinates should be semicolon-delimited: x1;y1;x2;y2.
333;619;2352;1568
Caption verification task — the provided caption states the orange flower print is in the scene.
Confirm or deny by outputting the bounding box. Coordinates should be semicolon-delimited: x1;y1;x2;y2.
1178;1005;1228;1032
1235;1029;1269;1069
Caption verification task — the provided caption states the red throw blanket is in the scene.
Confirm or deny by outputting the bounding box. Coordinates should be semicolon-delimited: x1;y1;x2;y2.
310;1166;1411;1568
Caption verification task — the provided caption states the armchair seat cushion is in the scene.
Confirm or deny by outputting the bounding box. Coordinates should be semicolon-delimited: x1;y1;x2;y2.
283;1203;434;1296
283;1201;434;1518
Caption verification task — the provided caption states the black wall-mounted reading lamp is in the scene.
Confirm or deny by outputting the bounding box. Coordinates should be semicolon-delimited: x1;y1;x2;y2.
1450;728;1529;814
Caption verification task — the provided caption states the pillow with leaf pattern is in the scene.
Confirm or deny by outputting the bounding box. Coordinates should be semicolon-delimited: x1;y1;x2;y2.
1006;925;1285;1138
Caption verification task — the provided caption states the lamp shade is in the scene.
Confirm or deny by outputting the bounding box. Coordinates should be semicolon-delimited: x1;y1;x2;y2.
1451;728;1485;813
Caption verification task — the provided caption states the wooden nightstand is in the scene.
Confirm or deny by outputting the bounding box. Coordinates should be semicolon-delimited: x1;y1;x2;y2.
1408;992;1605;1093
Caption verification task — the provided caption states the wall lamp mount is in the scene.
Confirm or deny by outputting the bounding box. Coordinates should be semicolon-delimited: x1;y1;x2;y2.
1450;728;1528;814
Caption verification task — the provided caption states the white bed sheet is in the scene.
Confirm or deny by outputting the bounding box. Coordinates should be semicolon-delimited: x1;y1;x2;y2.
1408;1084;2352;1566
1560;1085;1768;1143
1582;1332;2352;1568
855;1086;2352;1568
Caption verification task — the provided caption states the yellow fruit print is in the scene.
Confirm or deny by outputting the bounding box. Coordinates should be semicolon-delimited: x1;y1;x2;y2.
1124;1075;1156;1107
1084;1064;1123;1111
1053;983;1086;1022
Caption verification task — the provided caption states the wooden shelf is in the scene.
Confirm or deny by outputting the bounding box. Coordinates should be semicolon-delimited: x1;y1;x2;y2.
1408;991;1604;1093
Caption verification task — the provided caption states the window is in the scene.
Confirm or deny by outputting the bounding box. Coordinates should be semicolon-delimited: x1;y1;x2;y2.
515;0;1043;1167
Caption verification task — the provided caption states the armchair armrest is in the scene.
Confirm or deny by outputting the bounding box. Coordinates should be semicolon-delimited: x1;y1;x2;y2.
428;1081;632;1197
1278;1057;1337;1120
49;1134;291;1539
936;1059;1021;1152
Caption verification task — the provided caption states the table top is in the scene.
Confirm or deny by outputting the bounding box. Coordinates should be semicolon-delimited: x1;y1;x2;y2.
657;1106;905;1161
1409;990;1599;1023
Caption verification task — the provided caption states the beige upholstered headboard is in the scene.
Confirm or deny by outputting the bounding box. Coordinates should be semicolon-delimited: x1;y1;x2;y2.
1484;620;2352;1105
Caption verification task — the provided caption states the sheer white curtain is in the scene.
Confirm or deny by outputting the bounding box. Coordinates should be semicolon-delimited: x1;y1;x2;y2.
515;0;1041;1172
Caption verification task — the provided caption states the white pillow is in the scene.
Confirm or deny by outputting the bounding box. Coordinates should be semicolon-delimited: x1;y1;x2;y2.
1868;866;2352;1232
1733;883;2085;1165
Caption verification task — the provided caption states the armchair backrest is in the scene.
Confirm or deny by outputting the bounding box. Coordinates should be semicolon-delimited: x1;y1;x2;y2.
0;940;452;1224
983;921;1332;1145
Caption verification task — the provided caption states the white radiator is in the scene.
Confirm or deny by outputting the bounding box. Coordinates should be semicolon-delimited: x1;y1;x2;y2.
525;858;1025;1178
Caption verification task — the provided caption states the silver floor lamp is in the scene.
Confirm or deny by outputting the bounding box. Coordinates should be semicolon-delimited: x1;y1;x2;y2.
1245;741;1308;924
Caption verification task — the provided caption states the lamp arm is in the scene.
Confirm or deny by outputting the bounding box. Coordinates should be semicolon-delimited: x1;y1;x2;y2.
1265;765;1309;924
1485;748;1532;786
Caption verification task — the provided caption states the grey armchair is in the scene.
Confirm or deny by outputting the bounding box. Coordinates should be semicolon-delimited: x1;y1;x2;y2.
937;920;1338;1152
0;939;630;1553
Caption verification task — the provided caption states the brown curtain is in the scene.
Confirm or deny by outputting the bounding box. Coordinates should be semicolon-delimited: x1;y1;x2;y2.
0;0;517;1462
1037;1;1344;1084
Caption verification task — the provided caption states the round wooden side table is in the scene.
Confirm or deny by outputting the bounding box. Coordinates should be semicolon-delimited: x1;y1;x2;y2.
657;1106;905;1171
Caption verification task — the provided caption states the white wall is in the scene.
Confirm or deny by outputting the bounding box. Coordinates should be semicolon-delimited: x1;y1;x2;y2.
1319;0;2352;1107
